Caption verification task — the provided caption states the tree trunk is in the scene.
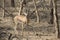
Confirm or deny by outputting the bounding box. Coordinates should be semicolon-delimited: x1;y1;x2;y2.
53;0;58;38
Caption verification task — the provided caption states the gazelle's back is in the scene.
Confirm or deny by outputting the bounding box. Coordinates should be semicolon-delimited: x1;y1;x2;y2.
14;15;27;23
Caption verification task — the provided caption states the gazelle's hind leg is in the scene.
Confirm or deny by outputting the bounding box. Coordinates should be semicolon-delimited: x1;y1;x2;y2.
14;18;18;34
26;19;29;25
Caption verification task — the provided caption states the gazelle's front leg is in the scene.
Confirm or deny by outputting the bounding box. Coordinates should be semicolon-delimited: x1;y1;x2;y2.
14;17;18;34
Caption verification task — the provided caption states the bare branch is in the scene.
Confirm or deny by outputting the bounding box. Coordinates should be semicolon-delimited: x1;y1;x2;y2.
33;0;39;23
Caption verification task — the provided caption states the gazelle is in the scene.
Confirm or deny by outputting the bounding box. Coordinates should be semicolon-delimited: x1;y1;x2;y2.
13;12;28;35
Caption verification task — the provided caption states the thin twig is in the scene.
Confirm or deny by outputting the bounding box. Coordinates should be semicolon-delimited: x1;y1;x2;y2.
3;0;5;18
